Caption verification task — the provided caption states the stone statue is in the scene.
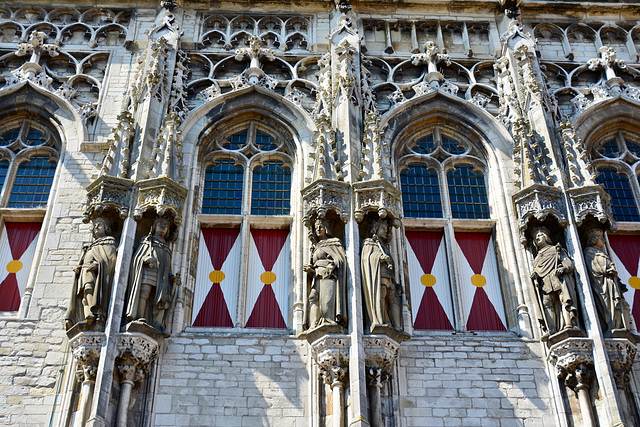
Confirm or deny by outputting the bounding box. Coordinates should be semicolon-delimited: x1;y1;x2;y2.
304;217;347;330
65;217;117;329
125;217;174;330
361;218;402;332
530;226;580;338
583;227;632;334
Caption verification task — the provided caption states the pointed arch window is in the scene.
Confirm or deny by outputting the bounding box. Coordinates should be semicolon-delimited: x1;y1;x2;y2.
397;125;506;333
195;121;294;330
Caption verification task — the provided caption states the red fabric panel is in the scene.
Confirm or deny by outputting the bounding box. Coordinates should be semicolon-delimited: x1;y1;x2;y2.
193;283;233;327
414;287;453;330
608;235;640;276
246;285;286;328
634;291;640;329
456;232;491;273
6;223;40;260
202;228;239;270
406;231;442;273
251;229;288;271
0;274;19;311
466;288;506;331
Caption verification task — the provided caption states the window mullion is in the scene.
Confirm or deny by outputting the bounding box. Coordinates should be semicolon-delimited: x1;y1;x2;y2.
444;221;466;331
236;217;251;327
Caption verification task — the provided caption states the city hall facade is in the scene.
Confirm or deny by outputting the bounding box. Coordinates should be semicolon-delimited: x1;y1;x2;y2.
1;0;640;426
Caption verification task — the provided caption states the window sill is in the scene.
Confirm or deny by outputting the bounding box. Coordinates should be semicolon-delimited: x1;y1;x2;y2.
403;217;495;231
0;208;46;222
181;326;294;337
611;222;640;234
198;214;293;229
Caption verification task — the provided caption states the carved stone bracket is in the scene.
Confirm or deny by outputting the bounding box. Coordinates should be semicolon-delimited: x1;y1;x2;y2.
567;185;616;232
605;338;637;388
353;179;402;223
68;332;104;382
309;335;350;386
302;179;350;226
115;332;160;383
364;335;400;386
513;184;567;243
548;338;594;391
134;176;188;226
83;175;135;223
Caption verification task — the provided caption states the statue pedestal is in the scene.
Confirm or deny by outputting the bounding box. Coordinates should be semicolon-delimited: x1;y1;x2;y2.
300;323;346;343
546;327;584;347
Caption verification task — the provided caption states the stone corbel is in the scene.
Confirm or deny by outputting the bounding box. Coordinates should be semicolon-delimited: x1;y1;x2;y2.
310;335;349;427
513;184;567;244
83;175;135;224
548;338;596;426
353;180;402;223
68;332;103;426
605;339;637;390
302;179;350;226
364;335;400;427
133;176;188;226
567;186;616;232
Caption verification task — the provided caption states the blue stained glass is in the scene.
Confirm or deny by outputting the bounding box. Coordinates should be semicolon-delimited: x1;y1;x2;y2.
400;165;442;218
0;160;9;194
223;130;248;150
0;129;19;146
447;166;490;219
25;129;45;145
596;167;640;222
412;135;434;154
599;140;620;158
441;136;466;155
251;161;291;215
256;131;277;151
8;156;56;208
202;160;244;215
627;140;640;157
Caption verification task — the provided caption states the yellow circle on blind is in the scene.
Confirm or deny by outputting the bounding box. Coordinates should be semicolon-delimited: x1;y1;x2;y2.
471;274;487;287
6;260;22;274
629;276;640;290
209;270;225;283
261;271;277;285
420;273;436;287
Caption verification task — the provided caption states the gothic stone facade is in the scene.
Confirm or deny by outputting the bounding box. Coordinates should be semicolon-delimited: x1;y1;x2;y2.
1;0;640;426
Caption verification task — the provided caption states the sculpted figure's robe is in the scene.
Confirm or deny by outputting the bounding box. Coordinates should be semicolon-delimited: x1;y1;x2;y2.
361;236;395;328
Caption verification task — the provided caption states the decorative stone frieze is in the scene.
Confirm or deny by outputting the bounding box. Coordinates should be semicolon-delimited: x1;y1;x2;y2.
83;175;135;223
605;339;637;388
353;179;402;223
133;176;188;226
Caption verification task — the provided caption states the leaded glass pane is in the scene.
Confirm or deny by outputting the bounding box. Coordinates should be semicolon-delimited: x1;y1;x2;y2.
627;140;640;157
0;129;18;146
447;166;490;219
251;161;291;215
596;167;640;221
223;130;248;150
202;160;244;215
25;129;45;145
599;140;620;158
400;165;442;218
0;160;9;194
8;156;56;208
256;131;277;151
412;135;434;154
442;136;466;155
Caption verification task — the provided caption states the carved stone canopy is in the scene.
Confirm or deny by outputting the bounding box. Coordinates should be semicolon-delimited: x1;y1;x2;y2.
134;176;188;227
513;183;567;244
548;338;594;390
353;179;402;223
302;179;350;226
567;185;616;232
83;175;135;224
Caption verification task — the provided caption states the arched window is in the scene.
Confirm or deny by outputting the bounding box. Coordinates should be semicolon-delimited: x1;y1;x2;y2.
397;125;506;333
194;121;294;329
0;118;60;312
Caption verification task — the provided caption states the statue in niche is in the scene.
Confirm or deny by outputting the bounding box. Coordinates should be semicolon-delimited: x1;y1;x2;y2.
583;227;632;334
304;216;347;330
125;217;174;330
361;218;403;332
530;226;580;338
65;217;117;329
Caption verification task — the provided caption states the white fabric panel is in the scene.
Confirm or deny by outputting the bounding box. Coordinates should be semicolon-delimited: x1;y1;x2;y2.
0;228;11;285
455;240;476;325
610;249;635;310
220;236;242;323
15;231;39;296
405;236;453;326
193;231;215;320
270;233;290;327
245;235;262;323
480;236;507;328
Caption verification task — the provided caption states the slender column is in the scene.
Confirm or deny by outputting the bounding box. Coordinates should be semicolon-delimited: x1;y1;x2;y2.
310;335;349;427
331;373;347;427
574;366;596;427
115;364;137;427
366;367;383;427
76;367;96;427
68;332;103;427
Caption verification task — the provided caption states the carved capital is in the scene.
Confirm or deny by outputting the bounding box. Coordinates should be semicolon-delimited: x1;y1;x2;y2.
115;333;159;384
567;186;615;232
69;332;104;382
513;184;567;243
548;338;594;391
134;177;188;226
364;335;400;385
309;335;350;387
353;179;402;223
605;338;637;388
84;175;134;223
302;179;350;225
